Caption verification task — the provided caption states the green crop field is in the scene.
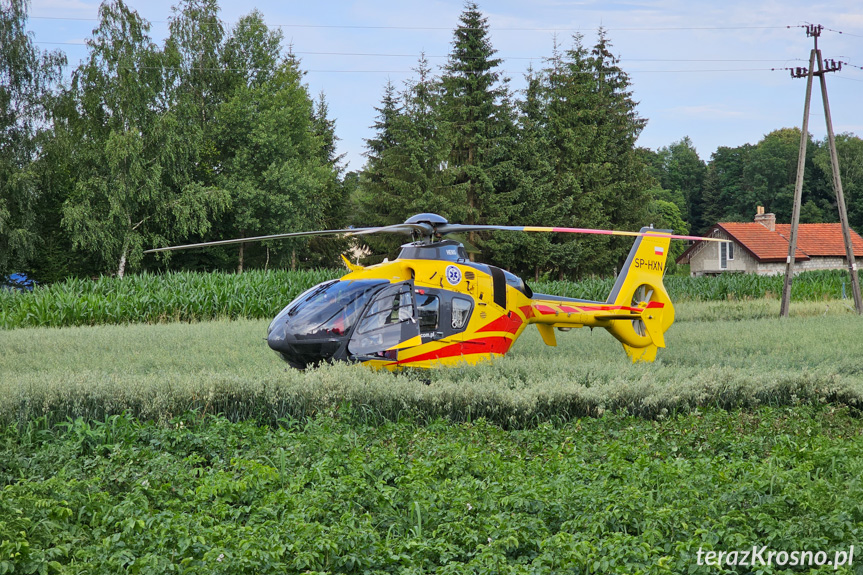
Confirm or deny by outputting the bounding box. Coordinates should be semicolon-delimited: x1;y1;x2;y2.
2;268;861;329
2;297;863;573
3;407;862;574
2;300;862;426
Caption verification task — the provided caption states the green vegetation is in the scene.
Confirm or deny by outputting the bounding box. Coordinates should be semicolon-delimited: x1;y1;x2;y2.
3;301;861;427
643;131;863;238
3;268;861;329
10;0;860;284
0;269;338;328
357;13;653;278
2;407;862;574
2;0;346;282
3;292;863;572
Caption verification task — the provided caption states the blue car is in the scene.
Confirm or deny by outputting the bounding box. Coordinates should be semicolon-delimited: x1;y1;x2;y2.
2;273;36;292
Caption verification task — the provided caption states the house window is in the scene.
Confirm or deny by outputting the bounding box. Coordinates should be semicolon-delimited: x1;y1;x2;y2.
720;242;733;269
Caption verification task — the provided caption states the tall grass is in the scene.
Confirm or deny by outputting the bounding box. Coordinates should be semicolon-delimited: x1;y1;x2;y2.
2;268;860;329
2;303;861;427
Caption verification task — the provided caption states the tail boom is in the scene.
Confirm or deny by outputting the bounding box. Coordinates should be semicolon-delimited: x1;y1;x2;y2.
525;227;675;362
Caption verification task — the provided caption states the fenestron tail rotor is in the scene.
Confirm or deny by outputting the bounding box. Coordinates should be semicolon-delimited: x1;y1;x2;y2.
631;284;655;337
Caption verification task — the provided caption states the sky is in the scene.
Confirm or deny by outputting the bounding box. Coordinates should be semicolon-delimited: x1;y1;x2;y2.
25;0;863;173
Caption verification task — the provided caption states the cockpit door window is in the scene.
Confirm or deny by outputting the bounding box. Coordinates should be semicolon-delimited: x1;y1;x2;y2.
451;297;472;330
349;283;420;356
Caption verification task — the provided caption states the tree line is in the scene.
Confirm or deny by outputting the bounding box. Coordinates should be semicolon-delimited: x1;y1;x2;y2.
2;0;345;282
642;131;863;239
2;0;861;283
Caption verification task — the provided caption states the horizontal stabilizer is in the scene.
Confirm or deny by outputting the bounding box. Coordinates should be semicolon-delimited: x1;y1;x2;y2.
640;306;666;348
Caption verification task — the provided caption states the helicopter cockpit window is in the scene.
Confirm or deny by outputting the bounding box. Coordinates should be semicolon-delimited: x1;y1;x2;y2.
451;297;472;330
356;284;414;334
350;283;420;357
282;279;385;338
417;294;439;333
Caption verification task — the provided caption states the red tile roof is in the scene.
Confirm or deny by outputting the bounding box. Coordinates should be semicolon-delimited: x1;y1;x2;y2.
677;222;863;264
717;223;808;262
774;223;863;257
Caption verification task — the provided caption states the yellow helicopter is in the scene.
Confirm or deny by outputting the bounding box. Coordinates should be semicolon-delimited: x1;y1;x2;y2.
146;213;722;369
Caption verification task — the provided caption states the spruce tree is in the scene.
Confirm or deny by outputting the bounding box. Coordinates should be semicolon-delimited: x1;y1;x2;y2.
306;92;349;267
357;56;451;259
489;66;561;279
539;31;651;277
439;2;516;259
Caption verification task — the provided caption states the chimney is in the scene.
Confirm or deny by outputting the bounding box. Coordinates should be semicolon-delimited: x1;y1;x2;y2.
754;206;775;231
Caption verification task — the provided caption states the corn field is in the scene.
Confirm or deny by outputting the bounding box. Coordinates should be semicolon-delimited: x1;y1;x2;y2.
2;268;861;329
536;269;863;302
0;269;338;328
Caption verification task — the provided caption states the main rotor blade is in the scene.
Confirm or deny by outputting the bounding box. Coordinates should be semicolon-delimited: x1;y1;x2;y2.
144;228;360;253
144;222;436;254
435;224;727;243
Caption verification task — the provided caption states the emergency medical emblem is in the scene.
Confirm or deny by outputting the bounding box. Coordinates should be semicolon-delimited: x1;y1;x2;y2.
445;265;462;285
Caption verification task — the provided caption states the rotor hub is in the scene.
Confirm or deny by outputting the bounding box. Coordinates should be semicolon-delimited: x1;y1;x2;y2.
403;213;448;243
403;213;448;226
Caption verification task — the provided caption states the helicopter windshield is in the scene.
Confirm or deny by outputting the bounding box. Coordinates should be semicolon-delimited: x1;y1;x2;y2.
285;279;387;338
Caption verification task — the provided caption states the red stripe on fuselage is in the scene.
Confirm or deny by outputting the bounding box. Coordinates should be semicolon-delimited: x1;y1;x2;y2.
477;313;523;335
576;304;642;313
398;336;514;365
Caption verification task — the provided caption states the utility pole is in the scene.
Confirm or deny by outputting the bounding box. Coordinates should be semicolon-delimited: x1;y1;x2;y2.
817;49;863;314
780;25;862;316
780;36;816;318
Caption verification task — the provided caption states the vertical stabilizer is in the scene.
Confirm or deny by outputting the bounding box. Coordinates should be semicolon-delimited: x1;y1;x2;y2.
605;228;675;361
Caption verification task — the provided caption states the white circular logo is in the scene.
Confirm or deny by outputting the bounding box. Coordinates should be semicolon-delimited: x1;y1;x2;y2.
445;265;462;286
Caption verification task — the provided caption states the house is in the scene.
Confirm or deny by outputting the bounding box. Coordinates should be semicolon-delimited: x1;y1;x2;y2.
677;207;863;276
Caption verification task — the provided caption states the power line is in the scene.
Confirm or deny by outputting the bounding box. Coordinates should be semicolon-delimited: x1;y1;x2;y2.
790;23;863;39
29;41;801;64
105;63;785;75
629;68;775;73
822;26;863;38
27;16;798;33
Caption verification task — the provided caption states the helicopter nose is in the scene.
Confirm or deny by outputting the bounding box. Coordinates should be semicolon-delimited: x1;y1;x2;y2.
267;322;288;353
267;322;340;370
267;323;308;369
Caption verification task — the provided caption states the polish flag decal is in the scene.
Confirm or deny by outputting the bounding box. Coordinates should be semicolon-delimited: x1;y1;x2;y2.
654;246;665;256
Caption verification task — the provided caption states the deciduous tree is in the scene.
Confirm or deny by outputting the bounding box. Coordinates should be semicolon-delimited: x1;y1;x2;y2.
61;0;228;277
0;0;64;274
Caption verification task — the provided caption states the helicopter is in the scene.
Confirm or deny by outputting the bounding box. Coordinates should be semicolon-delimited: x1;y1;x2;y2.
145;213;724;370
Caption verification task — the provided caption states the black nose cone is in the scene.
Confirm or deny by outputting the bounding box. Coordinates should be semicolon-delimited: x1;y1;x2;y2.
267;322;287;352
267;322;347;370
